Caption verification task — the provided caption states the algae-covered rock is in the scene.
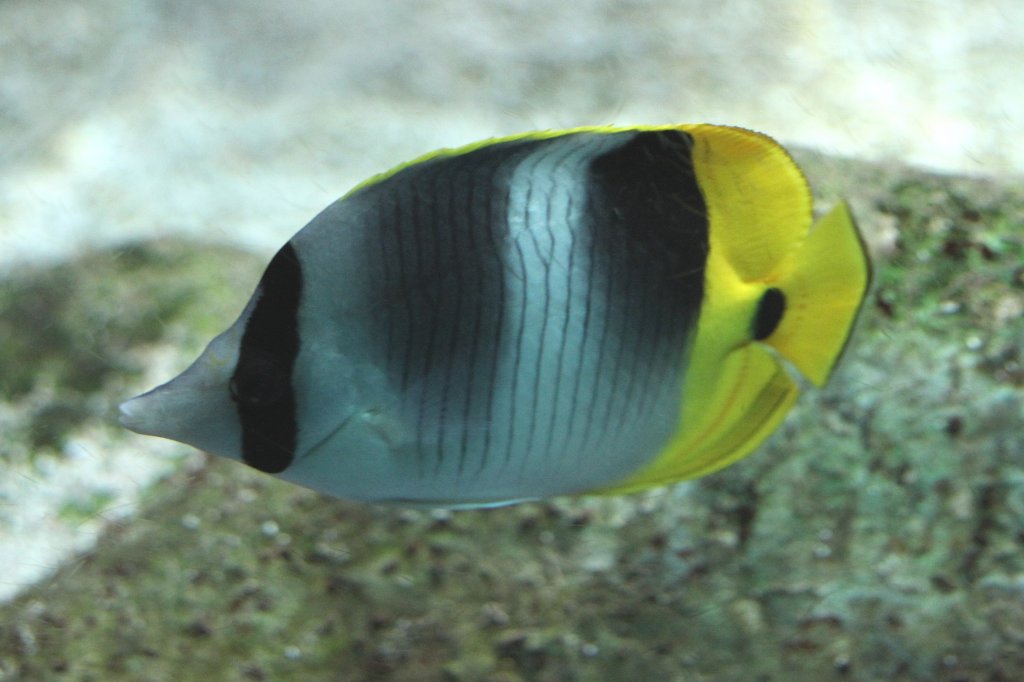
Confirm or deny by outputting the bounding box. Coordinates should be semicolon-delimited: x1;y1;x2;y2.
0;241;263;459
1;157;1022;681
0;242;264;606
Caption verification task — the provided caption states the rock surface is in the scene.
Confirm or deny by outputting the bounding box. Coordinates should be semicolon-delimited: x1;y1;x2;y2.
1;152;1022;681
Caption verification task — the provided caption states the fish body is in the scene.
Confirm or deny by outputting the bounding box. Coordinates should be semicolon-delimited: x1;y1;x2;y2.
119;125;870;507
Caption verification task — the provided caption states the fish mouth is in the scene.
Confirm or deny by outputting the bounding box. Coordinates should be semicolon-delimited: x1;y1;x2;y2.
118;389;169;436
118;396;141;429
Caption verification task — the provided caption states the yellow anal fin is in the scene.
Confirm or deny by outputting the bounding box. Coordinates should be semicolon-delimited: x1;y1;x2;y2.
767;201;871;386
597;344;799;495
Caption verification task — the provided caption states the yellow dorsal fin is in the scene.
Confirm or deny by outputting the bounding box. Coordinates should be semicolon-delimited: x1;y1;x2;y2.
687;125;812;282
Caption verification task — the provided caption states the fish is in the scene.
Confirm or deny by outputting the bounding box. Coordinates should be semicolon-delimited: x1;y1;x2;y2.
119;124;870;508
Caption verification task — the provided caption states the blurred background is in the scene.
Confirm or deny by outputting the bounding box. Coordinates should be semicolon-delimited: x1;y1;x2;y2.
2;0;1021;273
0;0;1021;613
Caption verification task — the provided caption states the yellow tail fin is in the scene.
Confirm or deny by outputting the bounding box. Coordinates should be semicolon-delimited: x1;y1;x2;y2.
765;201;871;386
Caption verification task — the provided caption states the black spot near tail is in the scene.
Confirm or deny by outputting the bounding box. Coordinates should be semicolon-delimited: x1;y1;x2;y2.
752;287;785;341
231;243;303;474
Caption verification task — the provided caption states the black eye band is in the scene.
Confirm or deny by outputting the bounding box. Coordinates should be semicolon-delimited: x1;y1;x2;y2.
229;349;288;407
232;243;303;474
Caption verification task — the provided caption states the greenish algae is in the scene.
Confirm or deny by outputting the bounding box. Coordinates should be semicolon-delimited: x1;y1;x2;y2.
1;155;1023;681
0;241;262;461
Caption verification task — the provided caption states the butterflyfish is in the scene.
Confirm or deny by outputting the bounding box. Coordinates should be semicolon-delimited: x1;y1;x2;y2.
119;125;870;507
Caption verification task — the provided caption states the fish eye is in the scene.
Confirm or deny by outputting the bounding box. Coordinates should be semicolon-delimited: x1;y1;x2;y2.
229;350;287;407
752;287;786;341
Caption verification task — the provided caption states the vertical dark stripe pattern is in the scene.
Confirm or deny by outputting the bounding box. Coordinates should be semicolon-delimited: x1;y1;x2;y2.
356;129;708;489
579;129;709;454
364;139;546;473
231;243;303;474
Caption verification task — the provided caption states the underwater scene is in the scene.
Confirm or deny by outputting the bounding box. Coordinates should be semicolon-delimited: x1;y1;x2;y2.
1;1;1022;680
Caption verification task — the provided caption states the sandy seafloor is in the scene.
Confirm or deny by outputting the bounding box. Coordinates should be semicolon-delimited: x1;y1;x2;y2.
0;0;1021;615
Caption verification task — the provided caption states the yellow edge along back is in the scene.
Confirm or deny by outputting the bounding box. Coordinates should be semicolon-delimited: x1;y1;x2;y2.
600;124;871;494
